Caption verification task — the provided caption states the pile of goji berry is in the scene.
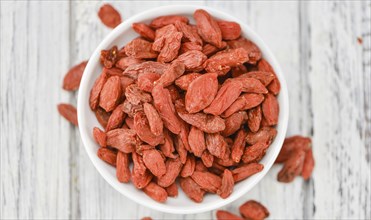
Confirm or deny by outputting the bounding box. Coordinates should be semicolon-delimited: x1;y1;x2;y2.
58;4;314;220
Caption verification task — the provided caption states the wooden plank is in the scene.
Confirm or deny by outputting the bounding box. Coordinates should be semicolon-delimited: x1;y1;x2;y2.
238;2;307;219
308;1;370;219
361;3;371;219
68;1;120;219
0;1;71;219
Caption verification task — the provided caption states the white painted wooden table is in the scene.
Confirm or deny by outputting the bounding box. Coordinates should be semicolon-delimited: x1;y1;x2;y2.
1;1;370;219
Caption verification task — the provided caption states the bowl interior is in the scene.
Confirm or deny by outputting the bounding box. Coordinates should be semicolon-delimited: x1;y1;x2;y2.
78;5;289;214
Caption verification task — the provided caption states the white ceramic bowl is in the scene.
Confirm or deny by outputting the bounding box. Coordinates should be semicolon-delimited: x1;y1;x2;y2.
78;5;289;214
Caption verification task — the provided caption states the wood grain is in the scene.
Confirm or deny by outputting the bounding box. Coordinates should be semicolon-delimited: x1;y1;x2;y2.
308;2;370;219
1;1;370;219
1;1;71;219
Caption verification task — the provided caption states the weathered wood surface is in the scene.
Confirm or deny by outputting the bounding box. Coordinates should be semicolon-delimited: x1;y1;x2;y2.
1;1;370;219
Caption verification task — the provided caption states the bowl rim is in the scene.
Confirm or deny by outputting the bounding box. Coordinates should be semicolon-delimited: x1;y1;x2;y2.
78;4;289;214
